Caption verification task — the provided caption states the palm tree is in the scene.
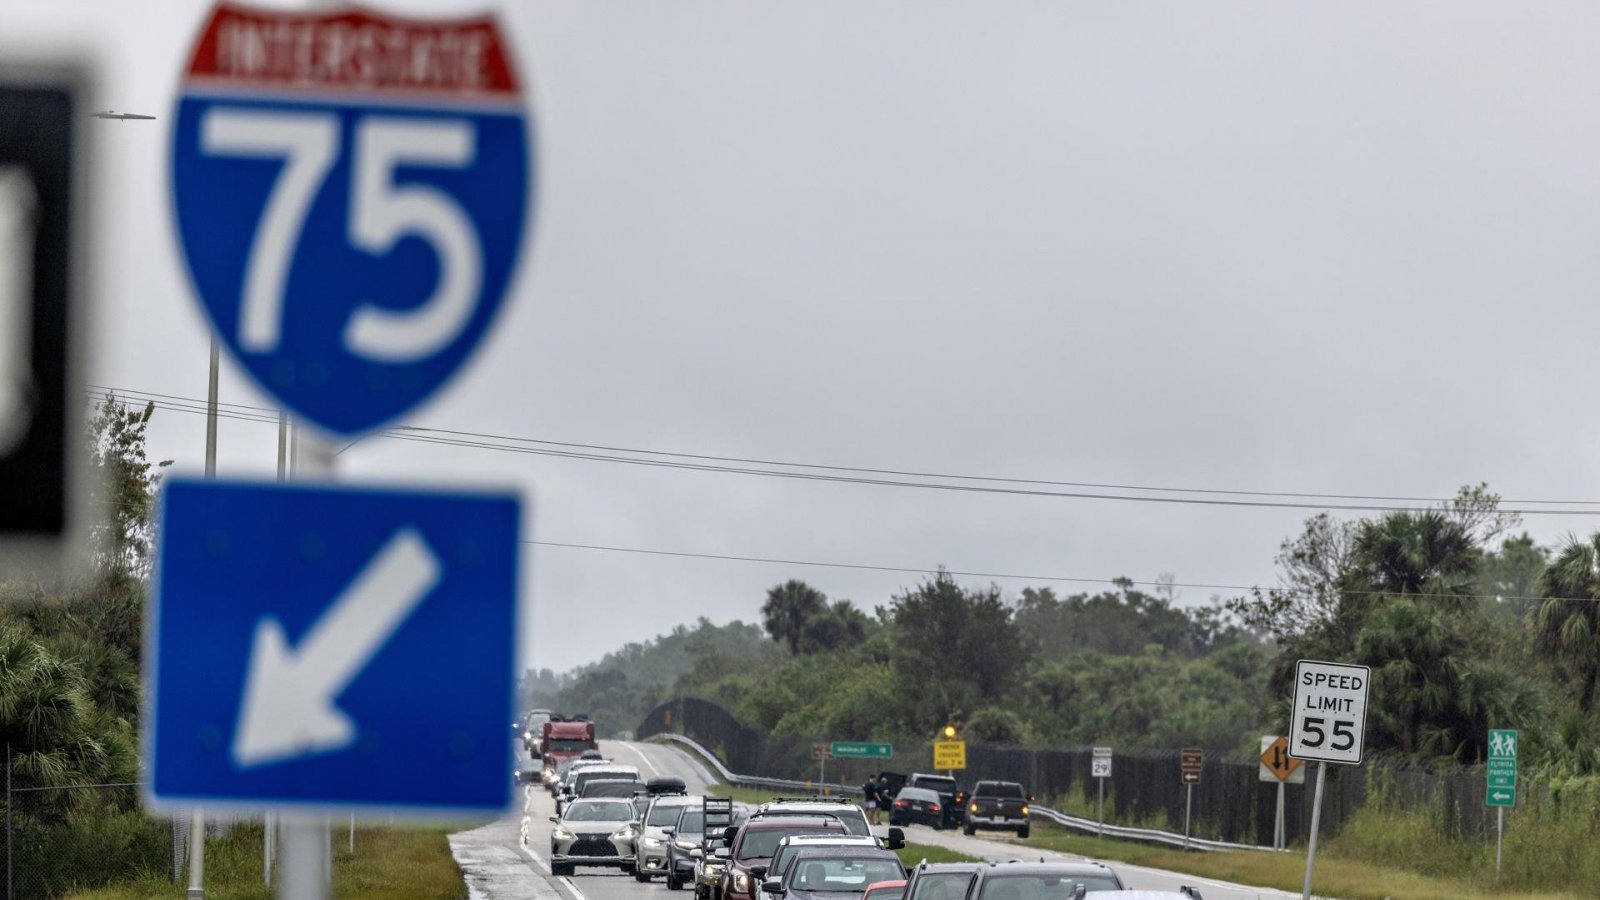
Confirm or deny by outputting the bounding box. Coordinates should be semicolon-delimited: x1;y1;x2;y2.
761;580;827;655
1532;533;1600;715
1352;511;1478;600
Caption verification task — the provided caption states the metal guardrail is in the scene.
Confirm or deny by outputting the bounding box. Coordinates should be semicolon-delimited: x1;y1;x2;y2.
657;733;862;796
1027;805;1280;853
654;733;1279;854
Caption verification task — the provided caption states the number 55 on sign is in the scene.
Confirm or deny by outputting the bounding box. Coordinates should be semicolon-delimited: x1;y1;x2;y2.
1289;660;1371;765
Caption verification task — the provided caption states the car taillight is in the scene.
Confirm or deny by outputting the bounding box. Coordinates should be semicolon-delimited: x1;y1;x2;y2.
928;803;941;812
894;800;908;808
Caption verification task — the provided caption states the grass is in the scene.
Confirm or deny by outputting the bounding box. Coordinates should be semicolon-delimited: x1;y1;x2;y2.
64;822;468;900
897;843;979;867
1018;821;1590;900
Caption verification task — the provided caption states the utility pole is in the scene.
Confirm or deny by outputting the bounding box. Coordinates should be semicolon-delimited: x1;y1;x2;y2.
188;336;220;900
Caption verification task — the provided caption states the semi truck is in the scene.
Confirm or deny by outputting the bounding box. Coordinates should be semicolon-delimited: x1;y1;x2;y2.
540;718;599;779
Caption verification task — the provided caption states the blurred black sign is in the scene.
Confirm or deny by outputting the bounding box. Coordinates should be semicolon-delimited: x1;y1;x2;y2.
0;76;76;547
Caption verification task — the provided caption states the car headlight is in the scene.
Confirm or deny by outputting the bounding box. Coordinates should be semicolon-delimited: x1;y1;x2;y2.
1021;805;1030;816
733;872;751;892
644;837;663;848
613;827;635;841
675;840;697;851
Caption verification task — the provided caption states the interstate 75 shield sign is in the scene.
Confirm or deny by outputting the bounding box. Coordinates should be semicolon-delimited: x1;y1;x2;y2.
171;3;533;437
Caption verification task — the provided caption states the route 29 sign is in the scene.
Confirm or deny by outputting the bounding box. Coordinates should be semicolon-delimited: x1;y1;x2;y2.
1289;659;1371;765
170;2;534;437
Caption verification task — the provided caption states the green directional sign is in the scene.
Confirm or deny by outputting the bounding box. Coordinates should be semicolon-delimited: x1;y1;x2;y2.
830;742;893;759
1486;728;1518;808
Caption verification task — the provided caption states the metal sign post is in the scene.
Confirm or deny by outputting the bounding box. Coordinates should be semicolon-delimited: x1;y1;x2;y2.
1289;660;1370;899
1091;747;1112;837
1258;735;1304;851
1276;781;1285;851
1179;749;1201;851
1486;728;1518;879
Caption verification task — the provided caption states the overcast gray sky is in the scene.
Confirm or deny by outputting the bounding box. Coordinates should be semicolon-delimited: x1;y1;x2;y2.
11;1;1600;674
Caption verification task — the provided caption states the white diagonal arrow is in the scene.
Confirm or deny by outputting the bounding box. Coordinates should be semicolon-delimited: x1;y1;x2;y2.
232;528;441;769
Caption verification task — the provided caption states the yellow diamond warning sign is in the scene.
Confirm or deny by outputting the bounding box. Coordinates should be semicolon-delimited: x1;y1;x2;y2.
1259;735;1305;784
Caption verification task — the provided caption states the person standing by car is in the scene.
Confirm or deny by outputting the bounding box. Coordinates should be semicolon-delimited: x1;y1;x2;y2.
861;778;879;825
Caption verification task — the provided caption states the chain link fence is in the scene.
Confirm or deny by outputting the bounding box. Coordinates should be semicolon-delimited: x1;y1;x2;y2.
637;697;1505;848
1;766;248;899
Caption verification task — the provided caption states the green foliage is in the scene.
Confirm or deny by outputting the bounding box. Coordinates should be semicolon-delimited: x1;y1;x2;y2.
84;395;171;578
886;572;1026;732
528;618;777;734
762;579;829;655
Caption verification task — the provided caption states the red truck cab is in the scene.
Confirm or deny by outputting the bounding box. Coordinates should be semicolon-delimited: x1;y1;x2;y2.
541;719;599;778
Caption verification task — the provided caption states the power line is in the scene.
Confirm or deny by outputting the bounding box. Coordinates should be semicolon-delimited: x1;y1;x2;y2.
84;385;1600;516
87;384;1481;502
525;539;1590;605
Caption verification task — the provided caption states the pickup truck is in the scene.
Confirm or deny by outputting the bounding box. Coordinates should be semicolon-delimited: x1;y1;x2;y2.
962;780;1031;838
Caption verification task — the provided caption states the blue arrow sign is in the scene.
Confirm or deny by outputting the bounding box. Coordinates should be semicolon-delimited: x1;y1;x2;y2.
148;479;520;813
169;3;534;437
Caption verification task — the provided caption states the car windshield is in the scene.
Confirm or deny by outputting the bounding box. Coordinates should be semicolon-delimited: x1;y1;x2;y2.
739;828;838;860
649;803;685;826
978;784;1024;799
678;810;704;833
547;739;591;753
565;800;633;822
908;873;975;900
913;778;956;791
789;858;905;892
976;875;1120;900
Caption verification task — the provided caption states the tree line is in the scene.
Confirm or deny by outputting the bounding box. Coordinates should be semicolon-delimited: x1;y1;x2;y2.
532;483;1600;775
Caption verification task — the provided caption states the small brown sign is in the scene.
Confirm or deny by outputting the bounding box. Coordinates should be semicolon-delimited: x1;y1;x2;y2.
811;743;832;760
1180;748;1203;784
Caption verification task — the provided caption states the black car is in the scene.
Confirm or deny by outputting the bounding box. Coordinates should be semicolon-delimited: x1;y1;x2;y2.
905;774;965;828
887;788;945;830
764;847;905;900
965;861;1124;900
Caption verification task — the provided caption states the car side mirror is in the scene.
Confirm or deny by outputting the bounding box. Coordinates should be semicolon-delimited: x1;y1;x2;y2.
690;848;704;859
713;847;731;860
750;866;768;879
1071;886;1086;900
723;826;738;844
662;827;675;836
763;880;786;895
548;815;559;823
885;826;906;850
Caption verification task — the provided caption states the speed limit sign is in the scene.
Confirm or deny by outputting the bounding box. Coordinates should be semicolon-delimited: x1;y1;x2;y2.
1289;659;1370;765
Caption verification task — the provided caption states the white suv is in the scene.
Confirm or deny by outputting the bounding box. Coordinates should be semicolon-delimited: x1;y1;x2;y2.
755;799;873;837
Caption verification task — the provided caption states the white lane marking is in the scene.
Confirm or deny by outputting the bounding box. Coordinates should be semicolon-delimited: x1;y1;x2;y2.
610;739;663;778
517;836;596;900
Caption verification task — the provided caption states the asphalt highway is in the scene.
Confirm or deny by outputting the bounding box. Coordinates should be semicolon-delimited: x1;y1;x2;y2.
449;741;1313;900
